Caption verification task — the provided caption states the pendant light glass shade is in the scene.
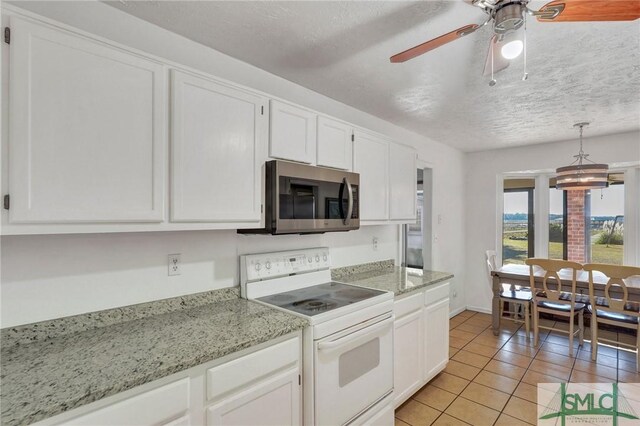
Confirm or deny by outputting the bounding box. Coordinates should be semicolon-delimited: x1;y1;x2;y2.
555;122;609;191
555;163;609;190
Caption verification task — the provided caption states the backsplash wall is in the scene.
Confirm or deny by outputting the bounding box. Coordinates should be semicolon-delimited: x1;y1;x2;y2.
0;226;398;327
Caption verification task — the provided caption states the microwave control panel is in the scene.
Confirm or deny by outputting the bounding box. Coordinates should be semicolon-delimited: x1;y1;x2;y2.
241;247;331;283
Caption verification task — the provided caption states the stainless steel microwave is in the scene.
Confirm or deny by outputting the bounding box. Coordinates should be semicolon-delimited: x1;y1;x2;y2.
240;160;360;235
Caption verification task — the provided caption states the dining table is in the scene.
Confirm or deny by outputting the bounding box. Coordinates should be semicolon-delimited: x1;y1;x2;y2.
490;263;640;335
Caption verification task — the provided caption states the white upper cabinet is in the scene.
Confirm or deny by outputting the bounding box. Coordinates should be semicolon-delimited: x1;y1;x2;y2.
8;17;166;223
316;116;352;170
389;143;417;221
269;100;316;164
353;130;389;222
170;69;267;223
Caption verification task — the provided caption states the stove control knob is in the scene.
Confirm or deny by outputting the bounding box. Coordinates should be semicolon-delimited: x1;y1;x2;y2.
315;255;320;262
265;261;271;270
255;262;261;271
307;257;312;263
323;254;328;261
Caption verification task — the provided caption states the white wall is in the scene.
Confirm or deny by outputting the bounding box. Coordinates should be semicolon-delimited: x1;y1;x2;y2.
464;131;640;312
0;2;466;327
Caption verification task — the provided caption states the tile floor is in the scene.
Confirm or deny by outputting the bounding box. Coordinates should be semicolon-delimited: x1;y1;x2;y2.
394;310;639;426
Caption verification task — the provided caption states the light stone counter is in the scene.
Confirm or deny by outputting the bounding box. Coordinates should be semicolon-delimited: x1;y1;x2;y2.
0;289;307;426
333;260;453;296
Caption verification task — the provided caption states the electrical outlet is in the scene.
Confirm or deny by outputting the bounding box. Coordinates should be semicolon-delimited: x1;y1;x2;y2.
168;254;181;276
372;237;378;251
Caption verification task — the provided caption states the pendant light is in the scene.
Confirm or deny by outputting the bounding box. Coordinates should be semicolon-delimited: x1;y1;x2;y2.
555;122;608;190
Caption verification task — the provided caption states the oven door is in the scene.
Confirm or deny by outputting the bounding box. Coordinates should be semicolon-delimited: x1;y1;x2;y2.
314;313;393;426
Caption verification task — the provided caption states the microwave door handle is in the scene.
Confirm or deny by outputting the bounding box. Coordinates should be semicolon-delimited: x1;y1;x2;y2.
343;177;353;225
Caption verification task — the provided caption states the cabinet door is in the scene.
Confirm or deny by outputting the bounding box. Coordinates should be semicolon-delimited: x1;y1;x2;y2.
269;100;316;164
424;298;450;382
317;116;352;170
389;143;417;221
170;70;266;223
206;368;301;426
8;17;165;223
353;131;389;221
394;308;424;407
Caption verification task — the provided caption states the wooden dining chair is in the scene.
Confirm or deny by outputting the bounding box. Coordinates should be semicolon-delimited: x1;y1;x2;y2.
487;250;532;335
584;263;640;372
525;258;586;356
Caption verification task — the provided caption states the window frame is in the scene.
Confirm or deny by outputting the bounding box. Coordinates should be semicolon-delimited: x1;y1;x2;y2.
497;166;638;267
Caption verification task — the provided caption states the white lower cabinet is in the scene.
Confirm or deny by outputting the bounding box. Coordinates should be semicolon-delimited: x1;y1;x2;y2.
205;337;301;425
424;297;450;382
393;292;424;407
393;282;450;408
37;333;301;426
206;368;300;426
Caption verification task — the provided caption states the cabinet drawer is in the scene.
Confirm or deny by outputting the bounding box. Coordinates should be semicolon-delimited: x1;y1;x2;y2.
424;282;450;305
207;337;299;402
394;291;423;318
63;378;189;425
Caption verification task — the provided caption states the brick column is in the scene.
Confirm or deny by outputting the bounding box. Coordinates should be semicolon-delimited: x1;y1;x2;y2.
566;190;587;263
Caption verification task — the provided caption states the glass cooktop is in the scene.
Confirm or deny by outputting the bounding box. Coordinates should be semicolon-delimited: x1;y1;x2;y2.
257;282;386;317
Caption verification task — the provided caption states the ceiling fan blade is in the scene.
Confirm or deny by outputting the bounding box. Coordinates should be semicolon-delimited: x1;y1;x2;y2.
390;24;479;63
482;35;510;77
537;0;640;22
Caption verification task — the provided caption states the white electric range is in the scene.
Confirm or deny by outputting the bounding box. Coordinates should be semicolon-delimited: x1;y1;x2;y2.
240;247;394;426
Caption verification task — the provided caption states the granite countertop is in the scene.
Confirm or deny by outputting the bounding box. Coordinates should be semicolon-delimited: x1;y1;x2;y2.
333;260;453;296
1;292;307;426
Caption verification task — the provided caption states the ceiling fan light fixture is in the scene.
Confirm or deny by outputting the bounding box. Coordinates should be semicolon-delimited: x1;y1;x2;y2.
499;26;525;59
501;38;524;59
555;122;609;191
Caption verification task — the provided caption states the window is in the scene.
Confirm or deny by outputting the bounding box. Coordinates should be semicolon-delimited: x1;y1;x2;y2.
548;183;566;260
503;179;535;265
404;168;424;268
547;174;624;264
589;180;624;265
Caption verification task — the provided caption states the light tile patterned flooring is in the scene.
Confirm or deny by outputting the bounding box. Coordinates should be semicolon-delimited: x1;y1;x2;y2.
394;310;639;426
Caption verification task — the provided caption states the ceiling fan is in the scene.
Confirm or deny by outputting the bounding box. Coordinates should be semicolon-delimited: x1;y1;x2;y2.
390;0;640;81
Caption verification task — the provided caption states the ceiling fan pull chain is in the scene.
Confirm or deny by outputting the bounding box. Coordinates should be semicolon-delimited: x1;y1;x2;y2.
522;13;528;81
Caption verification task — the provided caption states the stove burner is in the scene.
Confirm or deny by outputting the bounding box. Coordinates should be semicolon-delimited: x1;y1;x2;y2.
292;298;338;312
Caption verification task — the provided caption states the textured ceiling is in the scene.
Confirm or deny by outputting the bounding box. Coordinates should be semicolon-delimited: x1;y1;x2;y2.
106;1;640;152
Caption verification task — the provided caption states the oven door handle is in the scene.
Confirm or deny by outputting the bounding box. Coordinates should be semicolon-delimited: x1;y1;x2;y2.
317;315;393;352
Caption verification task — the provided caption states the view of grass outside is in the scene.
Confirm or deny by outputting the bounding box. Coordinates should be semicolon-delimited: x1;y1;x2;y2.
503;222;530;265
503;185;534;265
590;184;624;264
504;235;623;265
504;184;625;265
